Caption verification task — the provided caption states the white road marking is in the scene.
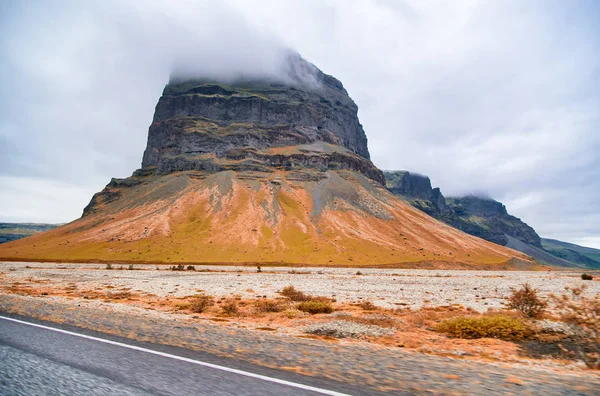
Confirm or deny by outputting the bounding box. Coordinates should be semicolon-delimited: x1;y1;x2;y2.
0;315;351;396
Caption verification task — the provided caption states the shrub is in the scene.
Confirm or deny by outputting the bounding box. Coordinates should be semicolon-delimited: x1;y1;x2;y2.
187;265;196;271
507;283;547;318
128;264;134;270
284;309;303;319
356;271;363;276
581;273;594;281
189;294;214;313
105;290;131;300
171;264;185;271
255;298;286;313
105;263;113;270
359;300;377;311
280;285;309;302
436;314;531;341
297;300;333;314
221;299;239;316
551;286;599;369
256;266;262;273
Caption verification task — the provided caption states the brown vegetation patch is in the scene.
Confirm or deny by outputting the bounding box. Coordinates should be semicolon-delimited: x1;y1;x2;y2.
436;314;533;341
189;294;215;313
507;283;547;319
297;300;333;314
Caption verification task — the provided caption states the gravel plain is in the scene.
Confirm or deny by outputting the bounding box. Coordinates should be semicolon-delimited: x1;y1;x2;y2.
1;261;598;311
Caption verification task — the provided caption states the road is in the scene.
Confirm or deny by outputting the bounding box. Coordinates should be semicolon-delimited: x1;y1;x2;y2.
0;315;370;396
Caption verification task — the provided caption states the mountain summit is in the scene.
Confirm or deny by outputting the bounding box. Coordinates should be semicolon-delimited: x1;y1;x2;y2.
0;55;532;268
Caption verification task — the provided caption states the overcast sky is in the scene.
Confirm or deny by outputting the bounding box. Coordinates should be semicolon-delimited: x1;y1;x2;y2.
1;0;599;248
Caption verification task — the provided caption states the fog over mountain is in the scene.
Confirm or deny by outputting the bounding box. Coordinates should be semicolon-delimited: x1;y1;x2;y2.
1;0;599;248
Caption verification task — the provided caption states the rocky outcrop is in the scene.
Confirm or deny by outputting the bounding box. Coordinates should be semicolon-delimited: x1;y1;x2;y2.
384;171;438;201
446;196;541;247
140;54;380;184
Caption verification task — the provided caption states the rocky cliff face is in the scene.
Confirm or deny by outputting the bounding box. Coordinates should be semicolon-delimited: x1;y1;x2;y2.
139;55;381;185
446;196;541;247
383;171;542;248
384;171;438;201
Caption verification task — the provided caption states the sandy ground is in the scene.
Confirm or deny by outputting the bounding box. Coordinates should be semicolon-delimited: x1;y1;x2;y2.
1;261;598;311
2;261;600;376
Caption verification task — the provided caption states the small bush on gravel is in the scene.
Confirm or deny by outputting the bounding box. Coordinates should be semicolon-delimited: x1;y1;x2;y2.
189;294;214;313
284;309;304;319
254;298;286;313
186;265;196;271
105;263;113;270
171;264;185;271
360;300;377;310
105;291;131;300
551;285;600;369
220;299;239;316
507;283;547;318
280;285;309;302
297;300;333;314
581;273;593;281
436;314;532;341
128;264;134;270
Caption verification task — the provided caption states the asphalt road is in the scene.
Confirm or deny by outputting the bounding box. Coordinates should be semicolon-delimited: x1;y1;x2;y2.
0;315;370;396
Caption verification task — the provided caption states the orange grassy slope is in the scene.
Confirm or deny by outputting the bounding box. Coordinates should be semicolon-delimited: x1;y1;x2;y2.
0;169;535;268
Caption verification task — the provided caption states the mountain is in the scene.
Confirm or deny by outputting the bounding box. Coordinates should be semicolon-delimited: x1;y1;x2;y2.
0;223;58;244
384;170;599;269
541;238;600;268
384;171;540;247
0;55;532;268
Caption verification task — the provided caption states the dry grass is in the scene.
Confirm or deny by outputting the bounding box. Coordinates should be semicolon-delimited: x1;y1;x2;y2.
280;285;310;302
297;300;333;314
220;299;240;316
105;290;132;300
507;283;547;319
359;300;377;311
189;294;214;313
254;298;287;313
436;314;532;341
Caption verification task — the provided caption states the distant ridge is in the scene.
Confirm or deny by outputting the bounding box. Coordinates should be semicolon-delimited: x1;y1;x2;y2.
0;223;59;244
384;170;600;269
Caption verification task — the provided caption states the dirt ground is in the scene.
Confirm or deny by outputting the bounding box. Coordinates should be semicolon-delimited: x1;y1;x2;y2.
1;261;599;374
